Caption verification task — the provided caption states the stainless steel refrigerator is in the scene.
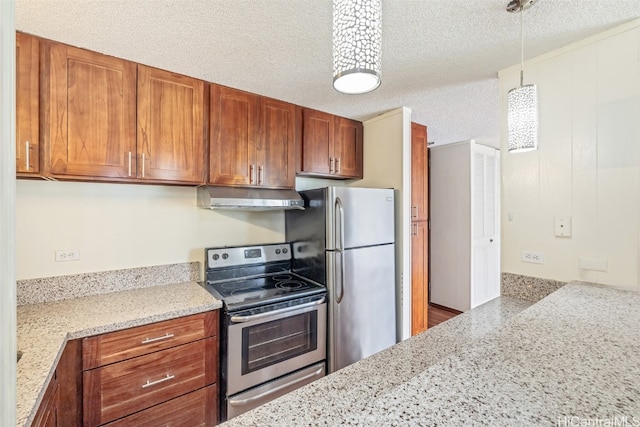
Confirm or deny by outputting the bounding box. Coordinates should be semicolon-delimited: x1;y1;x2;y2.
285;186;396;373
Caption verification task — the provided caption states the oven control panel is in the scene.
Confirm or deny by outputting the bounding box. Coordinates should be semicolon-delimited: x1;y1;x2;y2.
206;243;291;268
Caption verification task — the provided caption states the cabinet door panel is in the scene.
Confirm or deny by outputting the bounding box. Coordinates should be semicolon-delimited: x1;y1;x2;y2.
44;42;136;178
333;117;363;178
300;108;333;175
83;338;215;426
104;385;218;427
16;32;39;174
137;66;205;183
411;221;429;335
209;85;258;185
259;98;296;188
411;122;428;221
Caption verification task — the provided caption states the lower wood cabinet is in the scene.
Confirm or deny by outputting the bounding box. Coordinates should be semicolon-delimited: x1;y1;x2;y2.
32;311;219;427
31;340;82;427
82;311;219;426
103;385;218;427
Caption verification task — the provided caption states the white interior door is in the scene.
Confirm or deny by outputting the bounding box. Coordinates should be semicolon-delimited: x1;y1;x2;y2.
471;144;501;308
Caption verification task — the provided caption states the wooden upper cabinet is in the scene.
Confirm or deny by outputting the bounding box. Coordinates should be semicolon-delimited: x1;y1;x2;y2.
16;32;40;174
300;108;333;176
334;116;363;179
43;41;137;179
209;85;258;186
258;97;296;188
411;122;428;222
209;86;295;188
299;108;363;179
137;65;205;184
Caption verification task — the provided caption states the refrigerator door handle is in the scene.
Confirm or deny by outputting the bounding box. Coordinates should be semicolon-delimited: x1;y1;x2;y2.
335;197;345;304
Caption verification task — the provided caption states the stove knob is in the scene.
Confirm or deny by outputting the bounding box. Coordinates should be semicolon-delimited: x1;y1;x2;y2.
275;249;281;254
222;253;229;260
212;254;220;261
282;248;288;254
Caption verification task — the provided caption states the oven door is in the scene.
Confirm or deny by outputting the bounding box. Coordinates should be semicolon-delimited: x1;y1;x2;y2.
226;297;327;396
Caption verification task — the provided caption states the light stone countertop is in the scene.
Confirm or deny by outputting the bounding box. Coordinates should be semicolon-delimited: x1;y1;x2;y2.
16;281;222;427
223;282;640;426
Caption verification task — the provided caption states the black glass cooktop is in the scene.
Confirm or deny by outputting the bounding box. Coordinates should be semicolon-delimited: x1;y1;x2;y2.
203;273;326;312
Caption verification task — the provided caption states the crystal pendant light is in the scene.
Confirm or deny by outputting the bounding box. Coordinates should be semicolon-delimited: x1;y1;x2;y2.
332;0;382;95
507;0;538;153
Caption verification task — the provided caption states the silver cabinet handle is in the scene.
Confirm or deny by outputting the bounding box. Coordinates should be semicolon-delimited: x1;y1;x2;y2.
329;157;334;172
142;153;146;177
230;297;325;323
25;141;30;170
128;152;132;177
141;333;174;344
258;165;264;185
141;374;175;389
249;164;254;184
411;206;419;219
335;197;345;304
228;365;324;406
335;157;340;174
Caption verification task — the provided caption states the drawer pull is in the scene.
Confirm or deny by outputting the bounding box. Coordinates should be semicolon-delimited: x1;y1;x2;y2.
141;333;175;344
141;374;175;389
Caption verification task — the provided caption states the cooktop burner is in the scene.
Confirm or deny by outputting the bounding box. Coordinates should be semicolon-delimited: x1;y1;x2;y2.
201;243;326;312
204;273;325;311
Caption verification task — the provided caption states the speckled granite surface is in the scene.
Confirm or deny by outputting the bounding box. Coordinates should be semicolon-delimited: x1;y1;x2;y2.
222;296;533;426
224;282;640;426
17;262;200;305
17;281;221;427
502;272;566;302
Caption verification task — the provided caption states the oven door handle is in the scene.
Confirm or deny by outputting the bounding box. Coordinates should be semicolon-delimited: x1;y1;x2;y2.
229;297;326;323
227;364;325;406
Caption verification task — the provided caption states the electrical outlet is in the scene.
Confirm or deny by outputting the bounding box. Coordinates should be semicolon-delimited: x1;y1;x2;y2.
55;249;80;262
522;251;544;264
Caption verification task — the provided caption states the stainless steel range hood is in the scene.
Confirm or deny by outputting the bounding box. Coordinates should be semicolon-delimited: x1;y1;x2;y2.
197;186;304;211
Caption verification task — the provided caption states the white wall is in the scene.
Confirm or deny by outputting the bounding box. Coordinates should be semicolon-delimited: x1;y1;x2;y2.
500;20;640;290
361;107;412;341
16;180;285;280
1;1;17;424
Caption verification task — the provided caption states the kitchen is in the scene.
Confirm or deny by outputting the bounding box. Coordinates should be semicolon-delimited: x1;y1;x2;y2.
3;1;640;426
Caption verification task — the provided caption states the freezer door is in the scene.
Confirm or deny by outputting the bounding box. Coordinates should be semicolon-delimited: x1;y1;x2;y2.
328;243;396;373
327;187;395;250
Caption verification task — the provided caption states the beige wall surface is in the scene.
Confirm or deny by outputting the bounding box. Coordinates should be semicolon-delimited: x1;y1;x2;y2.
500;20;640;290
16;180;285;280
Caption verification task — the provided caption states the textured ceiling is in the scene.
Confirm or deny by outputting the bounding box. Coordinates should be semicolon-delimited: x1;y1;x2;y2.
14;0;640;146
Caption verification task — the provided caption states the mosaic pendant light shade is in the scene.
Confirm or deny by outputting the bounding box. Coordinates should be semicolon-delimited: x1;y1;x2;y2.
332;0;382;95
507;0;539;153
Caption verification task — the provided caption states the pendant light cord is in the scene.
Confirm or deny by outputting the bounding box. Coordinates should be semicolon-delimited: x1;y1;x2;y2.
520;4;524;87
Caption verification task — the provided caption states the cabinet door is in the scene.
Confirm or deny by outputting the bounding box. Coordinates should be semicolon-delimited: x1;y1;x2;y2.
209;85;258;185
258;97;296;188
43;41;137;178
16;32;40;174
300;108;333;175
411;122;428;221
32;372;60;427
333;117;363;179
411;221;429;336
137;65;205;183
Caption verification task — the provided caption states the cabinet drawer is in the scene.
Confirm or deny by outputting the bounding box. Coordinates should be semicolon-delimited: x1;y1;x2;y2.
104;385;218;427
83;337;218;426
83;311;218;369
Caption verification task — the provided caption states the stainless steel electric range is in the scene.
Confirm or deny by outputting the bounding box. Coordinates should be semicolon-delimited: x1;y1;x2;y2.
201;243;327;421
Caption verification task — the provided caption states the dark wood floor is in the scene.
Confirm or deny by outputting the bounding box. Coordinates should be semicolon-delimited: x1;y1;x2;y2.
428;304;462;329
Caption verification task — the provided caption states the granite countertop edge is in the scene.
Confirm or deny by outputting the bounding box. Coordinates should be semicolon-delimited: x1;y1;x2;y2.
16;281;222;427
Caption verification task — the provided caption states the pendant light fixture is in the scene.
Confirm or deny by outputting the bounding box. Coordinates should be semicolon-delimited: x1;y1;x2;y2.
332;0;382;95
507;0;539;153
